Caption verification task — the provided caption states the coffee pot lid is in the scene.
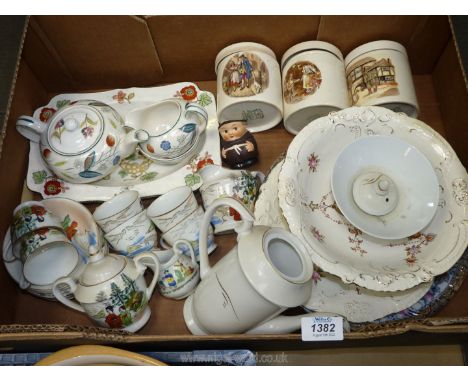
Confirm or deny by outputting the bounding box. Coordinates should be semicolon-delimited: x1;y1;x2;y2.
47;105;104;156
238;225;313;308
79;246;126;287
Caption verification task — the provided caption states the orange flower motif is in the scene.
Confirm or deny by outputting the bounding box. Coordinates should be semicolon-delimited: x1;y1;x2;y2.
65;220;78;240
179;85;197;101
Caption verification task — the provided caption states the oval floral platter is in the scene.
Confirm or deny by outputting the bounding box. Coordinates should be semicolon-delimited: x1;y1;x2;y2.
277;106;467;292
254;157;468;324
26;83;220;201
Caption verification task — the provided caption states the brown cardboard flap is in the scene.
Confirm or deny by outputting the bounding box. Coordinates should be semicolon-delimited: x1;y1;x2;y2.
22;17;76;93
0;58;50;325
145;16;321;83
31;16;163;92
433;38;468;166
317;16;422;62
407;16;451;74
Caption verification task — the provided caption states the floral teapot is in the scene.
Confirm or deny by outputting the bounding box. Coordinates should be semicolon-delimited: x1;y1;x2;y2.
183;197;315;335
52;246;160;332
16;100;149;184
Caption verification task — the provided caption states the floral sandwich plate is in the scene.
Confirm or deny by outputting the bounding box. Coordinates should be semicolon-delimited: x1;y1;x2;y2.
255;157;468;324
27;83;220;201
278;106;468;292
2;197;104;300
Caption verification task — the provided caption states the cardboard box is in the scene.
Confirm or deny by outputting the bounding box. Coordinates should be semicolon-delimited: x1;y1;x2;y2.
1;15;467;352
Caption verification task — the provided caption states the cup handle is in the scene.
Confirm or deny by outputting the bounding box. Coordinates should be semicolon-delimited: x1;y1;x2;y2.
133;252;161;301
174;239;197;266
185;103;208;134
52;277;85;313
2;236;16;263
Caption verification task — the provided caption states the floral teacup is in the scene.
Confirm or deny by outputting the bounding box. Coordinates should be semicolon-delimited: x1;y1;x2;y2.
155;240;200;299
11;201;63;243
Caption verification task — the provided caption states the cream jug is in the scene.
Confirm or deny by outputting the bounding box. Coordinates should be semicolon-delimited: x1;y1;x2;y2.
183;197;314;335
199;164;264;234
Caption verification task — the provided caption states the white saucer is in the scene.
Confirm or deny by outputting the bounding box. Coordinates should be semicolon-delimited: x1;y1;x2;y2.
331;135;439;240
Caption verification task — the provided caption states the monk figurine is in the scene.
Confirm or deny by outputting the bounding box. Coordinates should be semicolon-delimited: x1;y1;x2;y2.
219;120;259;169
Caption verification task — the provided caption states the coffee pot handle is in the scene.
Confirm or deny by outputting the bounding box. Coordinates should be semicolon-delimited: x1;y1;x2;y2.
16;116;47;143
184;103;208;134
53;277;85;313
133;252;161;301
199;197;254;280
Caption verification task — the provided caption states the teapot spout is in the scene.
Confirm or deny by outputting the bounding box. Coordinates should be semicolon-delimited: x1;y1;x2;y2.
121;129;149;158
246;313;350;335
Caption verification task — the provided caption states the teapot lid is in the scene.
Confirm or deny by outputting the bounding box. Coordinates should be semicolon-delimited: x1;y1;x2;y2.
47;105;104;156
79;246;126;287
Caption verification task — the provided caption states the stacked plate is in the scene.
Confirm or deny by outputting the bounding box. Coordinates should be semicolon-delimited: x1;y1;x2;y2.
254;106;468;324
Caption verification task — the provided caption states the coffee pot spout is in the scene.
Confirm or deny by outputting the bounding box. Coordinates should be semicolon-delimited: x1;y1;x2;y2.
246;313;350;335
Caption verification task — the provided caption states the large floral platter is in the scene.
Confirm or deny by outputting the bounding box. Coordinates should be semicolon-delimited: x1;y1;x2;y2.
278;106;468;292
26;83;220;201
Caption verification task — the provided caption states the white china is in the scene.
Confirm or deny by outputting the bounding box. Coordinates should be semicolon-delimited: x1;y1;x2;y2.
331;135;439;240
184;197;314;335
155;240;200;299
11;201;63;243
345;41;419;117
53;247;160;332
41;197;104;255
25;83;221;201
199;164;264;234
215;42;283;132
160;206;217;259
126;99;208;163
2;198;103;300
253;158;289;230
93;190;143;233
278;106;468;291
281;41;348;135
11;228;69;263
146;186;198;233
104;210;157;257
303;272;431;323
16;100;148;184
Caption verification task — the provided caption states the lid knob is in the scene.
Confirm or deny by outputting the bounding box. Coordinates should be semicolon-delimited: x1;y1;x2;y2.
352;172;399;216
64;117;79;132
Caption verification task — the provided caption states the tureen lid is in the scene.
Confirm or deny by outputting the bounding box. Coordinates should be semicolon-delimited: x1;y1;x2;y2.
79;247;126;287
215;42;277;74
47;105;104;156
281;41;344;69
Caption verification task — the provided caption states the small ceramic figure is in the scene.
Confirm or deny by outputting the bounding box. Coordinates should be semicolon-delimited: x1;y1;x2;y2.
218;120;258;169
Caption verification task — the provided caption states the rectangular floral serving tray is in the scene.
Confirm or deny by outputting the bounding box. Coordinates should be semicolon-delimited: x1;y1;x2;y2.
26;83;220;202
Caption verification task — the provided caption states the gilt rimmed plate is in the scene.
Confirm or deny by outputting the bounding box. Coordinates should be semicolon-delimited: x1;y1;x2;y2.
254;157;432;323
278;106;468;291
26;83;220;202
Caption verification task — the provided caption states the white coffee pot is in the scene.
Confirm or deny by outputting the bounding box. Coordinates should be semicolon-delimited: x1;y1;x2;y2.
183;197;315;335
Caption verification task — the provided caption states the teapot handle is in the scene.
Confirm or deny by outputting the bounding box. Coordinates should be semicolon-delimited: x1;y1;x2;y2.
174;239;197;266
199;197;254;280
184;103;208;134
133;252;161;301
16;116;47;143
53;277;85;313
